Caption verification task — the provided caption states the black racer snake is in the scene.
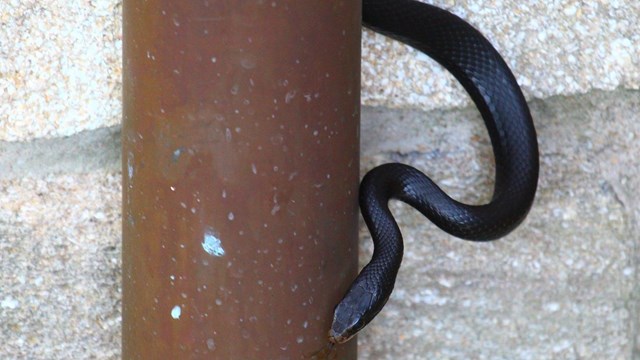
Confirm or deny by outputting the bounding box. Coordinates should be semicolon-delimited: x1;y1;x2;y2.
326;0;539;349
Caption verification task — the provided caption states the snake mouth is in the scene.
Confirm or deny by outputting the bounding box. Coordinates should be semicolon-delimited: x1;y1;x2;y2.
328;329;354;344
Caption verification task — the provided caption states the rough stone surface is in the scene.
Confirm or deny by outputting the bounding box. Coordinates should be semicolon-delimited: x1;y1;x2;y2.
0;0;122;142
362;1;640;109
0;172;121;359
0;126;120;181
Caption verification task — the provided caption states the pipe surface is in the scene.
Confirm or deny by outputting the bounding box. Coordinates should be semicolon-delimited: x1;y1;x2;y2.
122;1;360;358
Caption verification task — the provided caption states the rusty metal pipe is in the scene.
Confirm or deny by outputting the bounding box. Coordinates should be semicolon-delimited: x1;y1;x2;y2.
122;1;360;358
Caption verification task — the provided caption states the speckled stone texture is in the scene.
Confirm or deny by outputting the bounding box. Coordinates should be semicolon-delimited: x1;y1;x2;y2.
1;0;640;359
0;0;122;141
362;1;640;109
0;173;121;359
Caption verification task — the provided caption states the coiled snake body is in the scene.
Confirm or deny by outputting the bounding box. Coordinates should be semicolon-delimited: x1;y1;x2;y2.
329;0;539;345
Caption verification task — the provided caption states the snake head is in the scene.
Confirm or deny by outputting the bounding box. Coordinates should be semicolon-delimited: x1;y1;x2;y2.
329;282;389;344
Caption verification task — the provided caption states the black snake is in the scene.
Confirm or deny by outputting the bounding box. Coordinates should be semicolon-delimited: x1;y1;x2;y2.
328;0;539;346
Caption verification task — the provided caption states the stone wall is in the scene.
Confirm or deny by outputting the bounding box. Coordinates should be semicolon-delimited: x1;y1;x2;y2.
1;1;639;358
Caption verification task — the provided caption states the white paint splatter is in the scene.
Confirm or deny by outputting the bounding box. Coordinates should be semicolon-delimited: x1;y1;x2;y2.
173;148;182;161
171;305;182;319
206;338;216;350
285;90;297;103
271;193;280;215
202;229;225;257
127;153;134;180
240;56;257;69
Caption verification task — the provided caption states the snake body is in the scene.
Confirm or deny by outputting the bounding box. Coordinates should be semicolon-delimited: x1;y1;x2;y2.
329;0;539;344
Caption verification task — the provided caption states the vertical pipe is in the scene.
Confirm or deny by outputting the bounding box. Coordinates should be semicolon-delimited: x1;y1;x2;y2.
122;1;360;359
